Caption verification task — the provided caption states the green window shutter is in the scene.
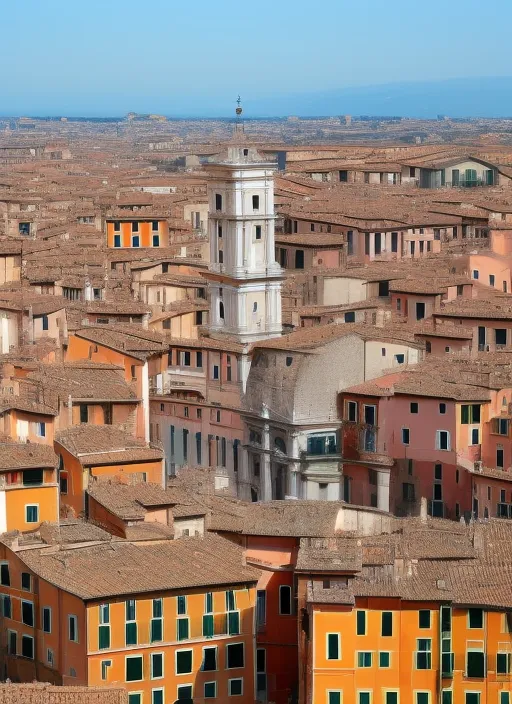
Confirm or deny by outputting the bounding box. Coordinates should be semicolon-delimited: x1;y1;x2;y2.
177;618;189;641
228;611;240;635
386;693;398;704
359;693;371;704
417;694;429;704
379;652;390;667
203;614;214;638
151;653;163;678
329;694;341;704
98;625;110;650
452;169;460;186
150;618;163;643
125;622;137;646
327;633;339;659
442;691;452;704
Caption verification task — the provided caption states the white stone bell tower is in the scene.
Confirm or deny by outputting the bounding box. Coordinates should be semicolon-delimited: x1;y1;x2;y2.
203;127;283;343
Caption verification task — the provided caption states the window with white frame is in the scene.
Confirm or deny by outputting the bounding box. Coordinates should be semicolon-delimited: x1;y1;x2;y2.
436;430;451;451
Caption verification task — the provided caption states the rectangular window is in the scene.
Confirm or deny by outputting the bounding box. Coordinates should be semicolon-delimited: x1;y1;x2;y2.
442;692;452;704
21;572;31;591
467;650;485;678
132;235;140;247
226;642;244;669
347;401;358;422
359;693;372;704
402;428;410;445
132;221;139;233
416;694;429;704
255;225;262;240
327;633;341;660
500;693;510;704
177;686;193;701
215;194;222;211
471;428;480;445
379;651;391;668
416;638;432;669
177;594;187;615
21;635;34;659
410;402;419;414
152;689;164;704
177;617;189;641
466;694;480;704
0;563;10;586
382;612;393;636
22;600;34;626
2;595;11;618
126;655;143;682
497;652;511;674
436;430;450;451
356;610;366;635
279;585;292;615
176;649;193;675
114;234;121;248
25;505;39;523
419;610;431;629
358;652;372;667
68;614;78;642
151;598;163;643
79;404;88;423
151;652;164;679
386;694;398;704
229;678;243;696
202;646;217;671
461;404;481;424
468;608;484;629
152;234;160;247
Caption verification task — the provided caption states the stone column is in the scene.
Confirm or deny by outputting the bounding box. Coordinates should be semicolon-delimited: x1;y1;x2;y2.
239;446;251;501
377;470;390;512
261;405;272;501
369;233;375;260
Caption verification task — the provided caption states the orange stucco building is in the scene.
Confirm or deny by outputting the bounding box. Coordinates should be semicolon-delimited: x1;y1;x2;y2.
106;219;169;249
0;527;259;704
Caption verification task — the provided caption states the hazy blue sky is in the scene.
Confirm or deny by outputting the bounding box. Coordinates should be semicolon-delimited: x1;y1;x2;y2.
2;0;511;116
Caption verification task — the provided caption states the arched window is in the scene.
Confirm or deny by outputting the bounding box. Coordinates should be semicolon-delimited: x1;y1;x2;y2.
219;302;225;320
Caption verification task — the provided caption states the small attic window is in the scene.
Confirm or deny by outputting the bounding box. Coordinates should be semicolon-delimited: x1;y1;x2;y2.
286;356;293;367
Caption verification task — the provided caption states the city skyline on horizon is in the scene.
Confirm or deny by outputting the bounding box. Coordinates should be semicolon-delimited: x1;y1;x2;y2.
3;0;512;118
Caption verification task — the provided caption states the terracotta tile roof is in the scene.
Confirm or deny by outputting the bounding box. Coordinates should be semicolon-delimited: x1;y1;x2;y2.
55;425;163;465
253;322;421;353
74;327;166;360
0;442;57;471
0;682;126;704
88;481;176;520
16;533;259;599
27;362;138;402
297;537;362;572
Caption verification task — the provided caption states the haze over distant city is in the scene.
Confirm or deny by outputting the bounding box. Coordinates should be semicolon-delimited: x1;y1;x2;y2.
3;0;512;118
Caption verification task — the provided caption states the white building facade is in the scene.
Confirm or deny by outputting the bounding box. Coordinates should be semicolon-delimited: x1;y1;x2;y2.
204;146;283;345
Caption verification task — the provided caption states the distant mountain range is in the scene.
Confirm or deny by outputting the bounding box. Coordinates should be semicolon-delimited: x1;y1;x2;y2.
241;76;512;120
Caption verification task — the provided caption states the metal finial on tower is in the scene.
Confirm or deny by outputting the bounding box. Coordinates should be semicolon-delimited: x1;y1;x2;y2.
236;95;243;117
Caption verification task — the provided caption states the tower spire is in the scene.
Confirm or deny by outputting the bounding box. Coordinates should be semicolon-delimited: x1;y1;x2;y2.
234;95;244;138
